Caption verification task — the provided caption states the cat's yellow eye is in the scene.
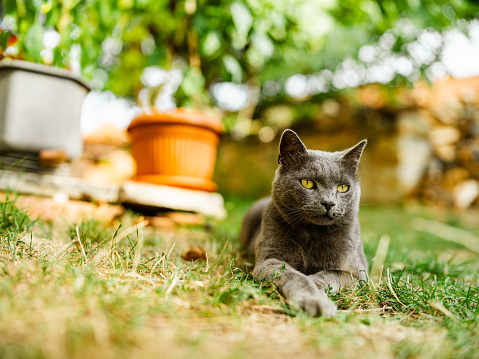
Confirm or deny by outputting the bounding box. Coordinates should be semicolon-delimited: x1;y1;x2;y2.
301;179;315;189
337;184;349;193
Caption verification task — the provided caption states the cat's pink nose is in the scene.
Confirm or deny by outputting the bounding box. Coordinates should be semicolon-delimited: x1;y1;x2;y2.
321;202;336;211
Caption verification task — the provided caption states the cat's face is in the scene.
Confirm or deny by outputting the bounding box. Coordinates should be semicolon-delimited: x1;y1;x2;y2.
272;130;366;226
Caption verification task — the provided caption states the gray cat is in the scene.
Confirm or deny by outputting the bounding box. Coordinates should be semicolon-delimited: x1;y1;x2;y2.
240;129;368;317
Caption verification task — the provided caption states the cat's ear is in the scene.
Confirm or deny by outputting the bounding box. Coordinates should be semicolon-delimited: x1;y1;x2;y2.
278;129;307;165
341;139;367;171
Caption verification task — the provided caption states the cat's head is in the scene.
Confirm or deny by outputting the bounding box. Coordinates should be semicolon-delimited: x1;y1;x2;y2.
272;129;367;226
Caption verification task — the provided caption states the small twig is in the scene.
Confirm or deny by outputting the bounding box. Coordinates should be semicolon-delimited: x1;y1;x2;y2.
165;272;179;295
76;226;88;263
429;301;458;321
113;220;149;247
204;252;209;273
338;306;393;313
386;268;406;307
166;243;176;260
150;253;165;276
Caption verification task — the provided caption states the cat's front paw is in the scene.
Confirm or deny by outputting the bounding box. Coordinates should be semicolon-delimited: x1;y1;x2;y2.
296;294;337;318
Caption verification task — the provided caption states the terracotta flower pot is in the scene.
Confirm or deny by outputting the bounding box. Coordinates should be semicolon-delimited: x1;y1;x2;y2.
127;108;223;192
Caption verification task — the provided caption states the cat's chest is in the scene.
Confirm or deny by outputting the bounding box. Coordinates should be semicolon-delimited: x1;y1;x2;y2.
298;231;354;274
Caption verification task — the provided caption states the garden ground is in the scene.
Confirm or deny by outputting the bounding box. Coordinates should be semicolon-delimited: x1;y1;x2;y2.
0;195;478;359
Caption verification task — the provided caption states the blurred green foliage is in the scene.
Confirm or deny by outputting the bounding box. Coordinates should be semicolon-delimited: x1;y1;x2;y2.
1;0;479;106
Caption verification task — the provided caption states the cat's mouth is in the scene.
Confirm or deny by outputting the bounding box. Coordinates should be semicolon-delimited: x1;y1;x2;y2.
301;206;341;225
306;212;337;225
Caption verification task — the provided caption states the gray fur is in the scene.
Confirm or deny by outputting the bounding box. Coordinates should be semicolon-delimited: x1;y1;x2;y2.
240;129;368;317
239;197;270;256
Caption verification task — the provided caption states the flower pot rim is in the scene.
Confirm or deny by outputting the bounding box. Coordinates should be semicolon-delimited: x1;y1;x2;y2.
0;59;90;90
128;108;224;134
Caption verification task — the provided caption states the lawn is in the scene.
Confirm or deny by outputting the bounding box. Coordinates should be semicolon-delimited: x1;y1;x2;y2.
0;195;478;359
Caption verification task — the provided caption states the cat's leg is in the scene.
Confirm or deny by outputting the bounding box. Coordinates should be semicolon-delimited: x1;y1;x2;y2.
308;270;363;292
254;258;337;317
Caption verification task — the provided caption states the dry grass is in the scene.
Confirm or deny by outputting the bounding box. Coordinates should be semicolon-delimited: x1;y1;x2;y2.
0;196;478;358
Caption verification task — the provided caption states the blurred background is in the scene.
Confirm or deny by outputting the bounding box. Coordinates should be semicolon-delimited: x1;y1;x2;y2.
1;0;479;210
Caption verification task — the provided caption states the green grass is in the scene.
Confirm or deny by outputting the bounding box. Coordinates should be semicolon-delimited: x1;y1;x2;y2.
0;196;478;359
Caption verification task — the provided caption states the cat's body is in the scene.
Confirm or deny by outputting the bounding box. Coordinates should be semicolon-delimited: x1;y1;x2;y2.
240;130;368;317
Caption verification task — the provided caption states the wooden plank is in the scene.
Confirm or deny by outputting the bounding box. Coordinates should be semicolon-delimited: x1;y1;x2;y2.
0;171;227;218
121;181;226;219
0;170;120;202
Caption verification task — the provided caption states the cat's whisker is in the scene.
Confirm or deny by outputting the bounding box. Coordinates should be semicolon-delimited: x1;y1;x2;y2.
269;209;307;236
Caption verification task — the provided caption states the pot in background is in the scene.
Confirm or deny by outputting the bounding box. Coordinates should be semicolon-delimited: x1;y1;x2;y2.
127;108;223;192
0;60;90;159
